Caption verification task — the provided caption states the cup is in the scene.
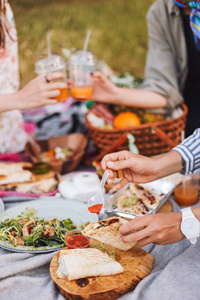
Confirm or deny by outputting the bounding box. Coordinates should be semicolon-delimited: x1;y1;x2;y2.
68;50;97;101
174;174;199;206
35;53;68;102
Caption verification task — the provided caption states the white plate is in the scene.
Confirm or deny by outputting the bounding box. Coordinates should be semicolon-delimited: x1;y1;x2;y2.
0;198;4;214
0;197;98;253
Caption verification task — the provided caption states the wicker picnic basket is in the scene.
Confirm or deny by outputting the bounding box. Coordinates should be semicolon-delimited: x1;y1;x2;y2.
85;103;188;157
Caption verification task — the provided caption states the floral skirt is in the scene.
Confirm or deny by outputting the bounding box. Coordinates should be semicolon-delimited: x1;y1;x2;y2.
0;110;27;153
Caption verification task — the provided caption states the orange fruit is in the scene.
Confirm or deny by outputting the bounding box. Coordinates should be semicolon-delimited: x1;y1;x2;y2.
113;112;141;129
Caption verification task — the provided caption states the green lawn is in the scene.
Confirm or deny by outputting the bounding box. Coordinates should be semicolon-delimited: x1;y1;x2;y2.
10;0;153;87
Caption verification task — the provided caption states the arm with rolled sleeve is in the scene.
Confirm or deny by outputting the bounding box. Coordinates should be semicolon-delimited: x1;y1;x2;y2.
173;129;200;174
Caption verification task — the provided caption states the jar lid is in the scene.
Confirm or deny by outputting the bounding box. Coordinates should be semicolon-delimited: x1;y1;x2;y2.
35;53;66;74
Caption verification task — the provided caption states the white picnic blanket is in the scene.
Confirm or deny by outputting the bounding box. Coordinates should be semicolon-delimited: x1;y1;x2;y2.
0;199;199;300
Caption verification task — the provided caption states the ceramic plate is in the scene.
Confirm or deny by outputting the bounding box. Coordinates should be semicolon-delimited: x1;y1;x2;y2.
0;197;98;253
0;198;4;214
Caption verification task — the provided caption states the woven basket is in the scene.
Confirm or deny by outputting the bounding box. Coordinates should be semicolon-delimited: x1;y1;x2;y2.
85;103;188;156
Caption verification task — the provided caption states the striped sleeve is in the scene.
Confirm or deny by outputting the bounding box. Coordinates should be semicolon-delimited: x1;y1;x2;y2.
172;129;200;174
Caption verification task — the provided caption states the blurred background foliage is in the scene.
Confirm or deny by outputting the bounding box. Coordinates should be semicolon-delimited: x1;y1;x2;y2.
10;0;153;87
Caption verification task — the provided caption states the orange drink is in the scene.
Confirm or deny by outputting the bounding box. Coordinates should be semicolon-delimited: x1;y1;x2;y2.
71;86;92;101
56;88;68;102
174;185;198;206
35;53;68;103
174;174;199;206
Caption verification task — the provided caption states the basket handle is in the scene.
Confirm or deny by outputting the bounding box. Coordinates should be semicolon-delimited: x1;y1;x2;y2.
152;127;176;148
85;133;128;165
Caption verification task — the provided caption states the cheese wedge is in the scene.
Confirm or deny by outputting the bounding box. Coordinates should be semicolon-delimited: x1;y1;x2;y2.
57;248;124;280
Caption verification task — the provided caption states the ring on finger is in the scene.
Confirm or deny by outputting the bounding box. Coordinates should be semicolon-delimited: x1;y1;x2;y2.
45;75;50;83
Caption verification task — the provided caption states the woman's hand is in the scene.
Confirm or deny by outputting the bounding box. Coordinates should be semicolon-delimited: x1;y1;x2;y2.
101;150;182;190
119;212;184;246
16;72;67;110
101;150;158;189
90;72;119;104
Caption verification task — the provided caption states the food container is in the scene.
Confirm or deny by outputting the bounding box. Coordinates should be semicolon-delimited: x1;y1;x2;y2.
85;103;188;157
58;172;103;202
104;179;175;219
66;230;90;249
25;133;88;174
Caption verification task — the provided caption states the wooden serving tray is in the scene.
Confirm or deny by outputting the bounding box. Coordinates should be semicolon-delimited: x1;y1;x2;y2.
50;241;154;300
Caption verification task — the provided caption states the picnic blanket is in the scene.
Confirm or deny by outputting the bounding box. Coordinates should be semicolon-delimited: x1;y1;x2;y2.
0;199;199;300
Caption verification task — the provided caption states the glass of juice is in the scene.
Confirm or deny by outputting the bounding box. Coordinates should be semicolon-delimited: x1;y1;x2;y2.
68;50;97;101
35;53;68;102
174;174;199;206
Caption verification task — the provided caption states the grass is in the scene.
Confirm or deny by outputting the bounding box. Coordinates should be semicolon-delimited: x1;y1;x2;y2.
10;0;153;88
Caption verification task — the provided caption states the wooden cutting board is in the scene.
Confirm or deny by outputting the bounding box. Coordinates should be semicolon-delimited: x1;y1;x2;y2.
50;241;154;300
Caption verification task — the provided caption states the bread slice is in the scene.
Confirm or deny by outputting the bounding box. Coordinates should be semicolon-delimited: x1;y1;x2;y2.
0;177;58;194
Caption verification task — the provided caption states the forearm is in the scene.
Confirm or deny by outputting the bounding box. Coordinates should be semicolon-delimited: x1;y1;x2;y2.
172;129;200;174
113;87;167;109
153;150;182;179
0;92;20;113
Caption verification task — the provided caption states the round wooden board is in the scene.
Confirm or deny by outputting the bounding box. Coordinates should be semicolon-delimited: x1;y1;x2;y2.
50;242;154;300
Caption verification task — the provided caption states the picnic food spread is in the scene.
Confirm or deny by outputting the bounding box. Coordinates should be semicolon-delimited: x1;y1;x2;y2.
50;232;154;300
87;103;164;129
111;183;163;215
57;248;124;280
82;216;136;251
0;162;60;194
0;208;77;248
39;147;73;163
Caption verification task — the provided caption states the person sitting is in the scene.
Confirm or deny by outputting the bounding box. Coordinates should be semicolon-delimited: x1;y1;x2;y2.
90;0;200;136
101;128;200;246
0;0;67;153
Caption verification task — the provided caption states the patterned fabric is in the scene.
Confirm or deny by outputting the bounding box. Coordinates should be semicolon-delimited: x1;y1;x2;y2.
0;1;27;153
173;128;200;174
174;0;200;49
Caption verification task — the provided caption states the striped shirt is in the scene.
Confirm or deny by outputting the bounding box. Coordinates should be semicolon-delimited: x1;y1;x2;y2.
173;129;200;174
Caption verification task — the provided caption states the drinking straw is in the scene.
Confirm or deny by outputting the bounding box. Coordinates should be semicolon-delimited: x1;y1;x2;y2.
83;30;91;54
80;30;91;64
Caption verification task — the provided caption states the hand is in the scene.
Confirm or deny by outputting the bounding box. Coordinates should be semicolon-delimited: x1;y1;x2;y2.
119;212;184;246
16;72;67;110
101;150;158;189
90;72;119;103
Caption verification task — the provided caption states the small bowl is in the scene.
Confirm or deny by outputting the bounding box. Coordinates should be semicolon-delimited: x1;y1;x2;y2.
66;230;90;249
